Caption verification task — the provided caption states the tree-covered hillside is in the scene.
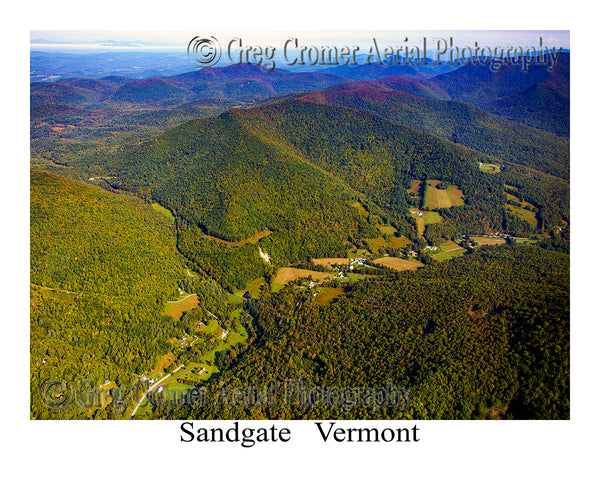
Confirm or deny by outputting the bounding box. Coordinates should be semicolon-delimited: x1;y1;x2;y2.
162;246;568;420
31;169;187;418
295;84;569;179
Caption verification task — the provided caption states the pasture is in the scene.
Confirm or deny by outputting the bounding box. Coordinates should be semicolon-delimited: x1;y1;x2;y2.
431;241;467;261
471;236;506;246
431;241;466;260
423;180;465;209
202;229;272;246
313;258;350;268
164;294;199;321
479;163;501;173
367;234;411;254
272;268;333;290
373;256;423;271
235;277;266;299
314;287;345;305
377;224;397;235
350;201;369;217
410;210;442;236
507;205;538;228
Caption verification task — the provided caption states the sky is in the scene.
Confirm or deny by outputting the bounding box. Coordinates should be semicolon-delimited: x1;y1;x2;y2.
31;30;570;52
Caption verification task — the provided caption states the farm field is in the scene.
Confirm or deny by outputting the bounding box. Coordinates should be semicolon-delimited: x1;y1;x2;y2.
164;294;199;321
507;204;538;228
350;201;369;217
505;192;537;210
202;229;272;246
227;293;245;304
347;248;371;259
377;224;397;235
314;287;345;305
312;257;350;268
410;209;442;236
423;180;465;209
373;256;423;271
272;267;333;291
431;241;467;261
471;236;506;246
235;277;266;299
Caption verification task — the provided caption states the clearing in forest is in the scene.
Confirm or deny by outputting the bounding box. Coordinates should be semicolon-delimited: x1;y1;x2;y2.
164;294;199;321
423;180;465;210
373;256;423;271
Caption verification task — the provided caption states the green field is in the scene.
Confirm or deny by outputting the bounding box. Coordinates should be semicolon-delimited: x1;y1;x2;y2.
314;287;345;305
366;234;411;254
479;163;501;173
506;192;536;210
507;205;538;228
347;249;371;259
377;224;397;235
350;201;369;217
423;180;465;209
235;277;266;299
431;241;467;261
410;210;442;236
423;211;442;225
227;293;245;304
201;229;272;246
151;203;175;222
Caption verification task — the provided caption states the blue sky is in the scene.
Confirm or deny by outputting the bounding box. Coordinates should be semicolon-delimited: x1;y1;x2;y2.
31;30;570;52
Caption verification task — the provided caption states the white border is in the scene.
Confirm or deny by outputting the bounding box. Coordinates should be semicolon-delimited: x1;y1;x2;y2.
5;0;598;477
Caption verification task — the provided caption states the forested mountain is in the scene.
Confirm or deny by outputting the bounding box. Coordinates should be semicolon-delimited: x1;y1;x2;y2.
320;58;459;80
92;98;512;285
30;64;352;166
431;53;570;136
162;246;569;420
350;53;570;136
31;169;187;418
293;83;569;179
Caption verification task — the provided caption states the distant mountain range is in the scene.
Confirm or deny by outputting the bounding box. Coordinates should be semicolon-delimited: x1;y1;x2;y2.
31;53;569;136
30;64;349;107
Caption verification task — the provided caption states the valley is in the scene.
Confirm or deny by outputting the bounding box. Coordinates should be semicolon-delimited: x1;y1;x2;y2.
30;48;570;421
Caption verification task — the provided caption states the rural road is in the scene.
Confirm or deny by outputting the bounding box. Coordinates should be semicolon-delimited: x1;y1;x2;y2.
166;293;196;304
129;364;185;419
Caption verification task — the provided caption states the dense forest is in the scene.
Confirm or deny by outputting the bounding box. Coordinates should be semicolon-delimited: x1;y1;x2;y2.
31;169;234;419
295;84;569;179
159;246;569;420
